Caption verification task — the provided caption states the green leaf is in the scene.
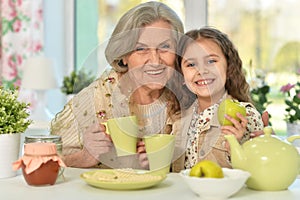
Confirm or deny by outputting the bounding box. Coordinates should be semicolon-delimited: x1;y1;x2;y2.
2;19;11;35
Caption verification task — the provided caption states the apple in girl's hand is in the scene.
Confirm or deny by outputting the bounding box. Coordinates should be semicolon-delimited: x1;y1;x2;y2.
217;99;246;126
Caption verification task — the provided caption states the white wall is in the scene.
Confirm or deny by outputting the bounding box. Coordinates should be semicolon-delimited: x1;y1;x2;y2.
43;0;68;115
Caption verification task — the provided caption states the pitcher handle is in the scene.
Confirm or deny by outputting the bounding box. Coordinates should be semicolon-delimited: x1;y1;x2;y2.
287;135;300;143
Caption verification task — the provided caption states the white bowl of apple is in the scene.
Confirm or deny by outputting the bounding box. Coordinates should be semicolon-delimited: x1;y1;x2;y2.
180;161;250;200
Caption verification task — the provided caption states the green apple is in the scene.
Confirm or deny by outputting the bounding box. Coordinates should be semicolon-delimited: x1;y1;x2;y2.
189;160;224;178
217;98;246;126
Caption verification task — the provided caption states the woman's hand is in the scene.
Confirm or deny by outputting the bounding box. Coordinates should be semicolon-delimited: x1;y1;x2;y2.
82;123;113;161
137;140;149;169
221;112;247;142
62;123;112;168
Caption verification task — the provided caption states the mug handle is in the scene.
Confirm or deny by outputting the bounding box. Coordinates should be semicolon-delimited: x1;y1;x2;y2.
100;122;110;135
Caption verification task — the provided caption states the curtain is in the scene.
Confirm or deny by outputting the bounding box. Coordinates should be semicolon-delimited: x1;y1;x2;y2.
0;0;44;89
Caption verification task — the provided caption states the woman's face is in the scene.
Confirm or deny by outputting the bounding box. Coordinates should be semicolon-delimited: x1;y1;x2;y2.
123;20;176;93
181;38;227;102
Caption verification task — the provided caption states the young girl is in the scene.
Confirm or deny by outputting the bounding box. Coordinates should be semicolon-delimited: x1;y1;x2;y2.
173;27;264;171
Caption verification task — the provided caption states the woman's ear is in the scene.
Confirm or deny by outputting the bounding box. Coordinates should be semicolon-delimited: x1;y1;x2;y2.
118;59;128;67
122;57;128;66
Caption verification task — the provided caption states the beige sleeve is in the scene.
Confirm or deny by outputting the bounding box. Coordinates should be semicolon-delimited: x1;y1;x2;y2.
50;73;115;155
50;81;101;155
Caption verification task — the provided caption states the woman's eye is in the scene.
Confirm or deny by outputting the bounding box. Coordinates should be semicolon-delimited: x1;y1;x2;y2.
135;46;147;51
158;43;173;52
161;44;170;49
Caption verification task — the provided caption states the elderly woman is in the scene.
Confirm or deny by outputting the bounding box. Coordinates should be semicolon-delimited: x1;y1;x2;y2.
50;1;187;169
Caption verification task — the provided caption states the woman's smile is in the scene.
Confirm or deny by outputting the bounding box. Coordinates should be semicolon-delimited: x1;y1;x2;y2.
144;67;165;76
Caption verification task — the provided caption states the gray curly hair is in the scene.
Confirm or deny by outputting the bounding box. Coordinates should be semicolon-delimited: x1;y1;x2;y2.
105;1;184;73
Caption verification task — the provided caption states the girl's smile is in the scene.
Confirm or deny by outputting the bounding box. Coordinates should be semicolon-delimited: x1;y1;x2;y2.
194;78;214;87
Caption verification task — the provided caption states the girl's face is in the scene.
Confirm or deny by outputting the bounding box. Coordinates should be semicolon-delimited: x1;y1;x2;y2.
123;20;176;93
181;38;227;102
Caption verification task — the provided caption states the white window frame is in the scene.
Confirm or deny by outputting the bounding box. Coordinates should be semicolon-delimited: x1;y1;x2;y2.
184;0;207;30
64;0;75;74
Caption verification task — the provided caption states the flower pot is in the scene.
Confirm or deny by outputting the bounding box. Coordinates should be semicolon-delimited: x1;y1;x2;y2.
0;133;21;178
286;122;300;147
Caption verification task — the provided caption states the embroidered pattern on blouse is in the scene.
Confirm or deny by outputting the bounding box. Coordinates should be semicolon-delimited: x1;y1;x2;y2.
184;100;263;169
184;104;216;169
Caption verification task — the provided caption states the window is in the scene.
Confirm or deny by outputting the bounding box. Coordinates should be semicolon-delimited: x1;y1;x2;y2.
74;0;206;71
60;0;294;134
208;0;300;134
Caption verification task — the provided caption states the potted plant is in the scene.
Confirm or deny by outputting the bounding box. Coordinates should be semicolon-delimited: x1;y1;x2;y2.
280;68;300;138
0;87;32;178
247;60;272;124
60;69;95;100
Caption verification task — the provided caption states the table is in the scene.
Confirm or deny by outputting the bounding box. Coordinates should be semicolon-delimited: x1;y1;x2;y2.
0;168;299;200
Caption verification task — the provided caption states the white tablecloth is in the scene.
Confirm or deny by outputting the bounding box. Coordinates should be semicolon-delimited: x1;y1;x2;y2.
0;168;299;200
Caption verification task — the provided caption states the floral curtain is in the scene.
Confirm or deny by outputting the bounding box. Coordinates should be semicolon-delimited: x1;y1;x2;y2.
0;0;44;89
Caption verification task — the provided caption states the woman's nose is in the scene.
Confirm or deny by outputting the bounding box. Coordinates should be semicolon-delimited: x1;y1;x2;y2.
148;48;160;64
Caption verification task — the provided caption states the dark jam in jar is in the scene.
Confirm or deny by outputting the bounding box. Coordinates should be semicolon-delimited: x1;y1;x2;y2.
24;135;64;177
13;143;66;186
22;160;60;186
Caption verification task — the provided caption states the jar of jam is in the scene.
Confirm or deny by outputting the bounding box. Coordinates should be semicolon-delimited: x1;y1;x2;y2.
13;143;66;186
24;135;64;177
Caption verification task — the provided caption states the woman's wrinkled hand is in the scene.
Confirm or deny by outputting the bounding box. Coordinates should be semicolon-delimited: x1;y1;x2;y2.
82;123;113;161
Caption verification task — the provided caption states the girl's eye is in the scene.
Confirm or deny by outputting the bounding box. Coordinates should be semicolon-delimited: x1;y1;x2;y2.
207;59;217;64
186;62;196;67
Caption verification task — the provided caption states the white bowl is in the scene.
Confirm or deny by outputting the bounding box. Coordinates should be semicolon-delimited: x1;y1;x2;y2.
180;168;251;200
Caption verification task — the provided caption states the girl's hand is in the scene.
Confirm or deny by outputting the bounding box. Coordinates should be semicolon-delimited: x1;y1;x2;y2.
221;112;247;142
137;140;149;169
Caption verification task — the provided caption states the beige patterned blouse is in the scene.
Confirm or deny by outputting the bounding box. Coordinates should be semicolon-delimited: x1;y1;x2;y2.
50;68;174;156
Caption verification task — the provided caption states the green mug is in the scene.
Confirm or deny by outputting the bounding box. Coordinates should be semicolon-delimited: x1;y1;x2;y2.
102;115;138;156
144;134;175;175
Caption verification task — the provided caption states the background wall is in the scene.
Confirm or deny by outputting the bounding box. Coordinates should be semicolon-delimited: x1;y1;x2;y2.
43;0;65;115
75;0;99;69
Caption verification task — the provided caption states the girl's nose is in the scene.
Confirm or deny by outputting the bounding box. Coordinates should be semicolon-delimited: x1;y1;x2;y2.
197;67;209;76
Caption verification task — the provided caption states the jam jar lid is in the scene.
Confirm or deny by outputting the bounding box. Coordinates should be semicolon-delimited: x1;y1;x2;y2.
25;135;62;144
24;143;57;156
